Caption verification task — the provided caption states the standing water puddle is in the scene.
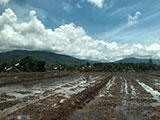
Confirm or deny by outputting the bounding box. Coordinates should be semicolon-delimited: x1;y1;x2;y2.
0;74;103;118
136;79;160;102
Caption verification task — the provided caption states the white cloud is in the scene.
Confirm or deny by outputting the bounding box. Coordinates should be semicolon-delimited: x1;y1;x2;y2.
82;0;104;8
128;11;142;25
62;2;71;12
100;11;160;43
76;3;82;8
0;8;160;61
109;4;138;16
0;0;10;6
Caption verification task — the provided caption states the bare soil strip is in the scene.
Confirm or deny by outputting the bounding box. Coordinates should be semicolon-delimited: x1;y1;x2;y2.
0;72;71;87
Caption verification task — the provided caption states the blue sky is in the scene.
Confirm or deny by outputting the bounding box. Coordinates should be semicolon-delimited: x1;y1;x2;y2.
0;0;160;61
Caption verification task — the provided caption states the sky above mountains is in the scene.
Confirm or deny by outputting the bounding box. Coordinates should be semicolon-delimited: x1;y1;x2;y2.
0;0;160;61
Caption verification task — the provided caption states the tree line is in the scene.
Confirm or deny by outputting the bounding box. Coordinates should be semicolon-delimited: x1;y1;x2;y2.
0;56;160;73
0;55;45;72
48;59;160;72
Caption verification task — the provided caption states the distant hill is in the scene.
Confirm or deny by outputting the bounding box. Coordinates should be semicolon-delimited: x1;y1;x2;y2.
0;50;95;65
116;57;160;64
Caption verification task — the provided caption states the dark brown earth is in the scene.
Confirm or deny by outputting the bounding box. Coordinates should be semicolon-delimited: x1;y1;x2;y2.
0;72;160;120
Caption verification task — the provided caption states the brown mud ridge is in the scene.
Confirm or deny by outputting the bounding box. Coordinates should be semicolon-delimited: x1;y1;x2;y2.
45;74;113;120
0;72;109;120
0;72;71;87
70;73;160;120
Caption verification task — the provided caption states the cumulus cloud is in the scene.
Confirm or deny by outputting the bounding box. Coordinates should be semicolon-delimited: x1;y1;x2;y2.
0;8;160;61
128;11;141;25
82;0;104;8
0;0;10;5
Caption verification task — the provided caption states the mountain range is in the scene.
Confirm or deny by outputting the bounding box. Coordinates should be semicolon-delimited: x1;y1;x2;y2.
0;50;160;65
116;57;160;64
0;50;94;65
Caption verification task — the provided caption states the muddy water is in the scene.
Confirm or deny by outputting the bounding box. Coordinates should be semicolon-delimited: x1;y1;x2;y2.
0;73;104;119
1;73;160;120
0;76;76;117
71;73;160;120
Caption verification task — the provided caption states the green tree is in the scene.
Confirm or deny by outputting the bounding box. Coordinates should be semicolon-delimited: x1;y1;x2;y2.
20;55;45;72
148;58;154;70
37;61;46;72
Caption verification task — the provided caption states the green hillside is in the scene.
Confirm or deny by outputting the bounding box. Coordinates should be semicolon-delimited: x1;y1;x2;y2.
0;50;93;65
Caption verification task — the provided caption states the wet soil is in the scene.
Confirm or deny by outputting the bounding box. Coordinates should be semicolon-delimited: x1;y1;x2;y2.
0;72;108;120
0;72;160;120
70;73;160;120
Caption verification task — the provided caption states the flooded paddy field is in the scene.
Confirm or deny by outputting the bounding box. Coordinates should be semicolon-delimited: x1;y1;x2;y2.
0;72;108;120
0;72;160;120
70;73;160;120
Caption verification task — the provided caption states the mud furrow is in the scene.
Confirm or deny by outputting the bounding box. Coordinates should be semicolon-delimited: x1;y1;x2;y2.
139;74;160;92
130;84;136;98
1;72;160;120
1;74;112;120
135;79;160;102
106;76;116;91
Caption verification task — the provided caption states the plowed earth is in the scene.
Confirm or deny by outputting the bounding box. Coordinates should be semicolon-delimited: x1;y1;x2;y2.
0;72;160;120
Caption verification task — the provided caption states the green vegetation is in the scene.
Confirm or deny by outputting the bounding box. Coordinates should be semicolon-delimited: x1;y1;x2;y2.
21;55;45;72
0;50;160;73
47;59;160;72
0;57;160;73
0;55;46;72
